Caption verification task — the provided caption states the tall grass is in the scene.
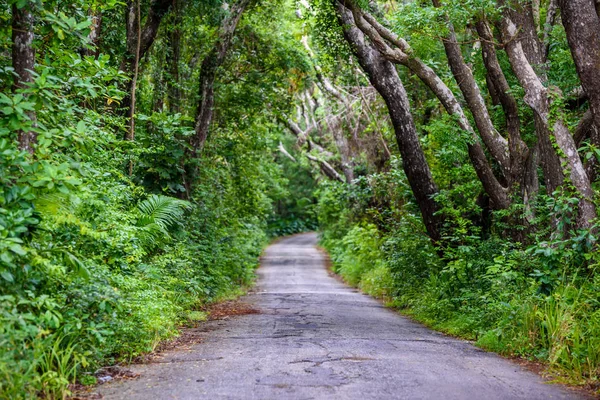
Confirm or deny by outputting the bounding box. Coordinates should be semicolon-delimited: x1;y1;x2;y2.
35;335;87;399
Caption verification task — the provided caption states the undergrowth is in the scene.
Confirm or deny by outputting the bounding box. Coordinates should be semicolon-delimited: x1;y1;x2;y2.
318;175;600;394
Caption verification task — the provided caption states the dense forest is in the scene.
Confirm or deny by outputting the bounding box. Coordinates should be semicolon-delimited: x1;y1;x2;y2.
1;0;600;397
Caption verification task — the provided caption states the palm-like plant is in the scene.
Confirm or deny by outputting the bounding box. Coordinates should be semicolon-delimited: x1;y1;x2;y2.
137;195;191;248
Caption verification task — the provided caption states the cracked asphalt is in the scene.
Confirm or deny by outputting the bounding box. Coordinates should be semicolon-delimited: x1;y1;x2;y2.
98;233;583;399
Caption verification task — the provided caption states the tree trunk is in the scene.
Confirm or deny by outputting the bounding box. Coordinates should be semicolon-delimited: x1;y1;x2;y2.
83;8;102;57
121;0;172;125
12;3;36;154
283;118;345;183
337;3;443;243
542;0;558;61
123;0;172;71
326;116;355;183
167;0;182;114
306;154;345;183
559;0;600;136
499;2;597;229
476;19;531;193
432;1;510;175
192;0;253;155
348;6;509;209
496;2;563;196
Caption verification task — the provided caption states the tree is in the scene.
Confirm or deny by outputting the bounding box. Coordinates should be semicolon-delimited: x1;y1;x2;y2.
338;0;596;231
336;2;443;243
122;0;172;139
192;0;256;155
559;0;600;135
498;0;596;229
11;2;36;153
343;2;511;210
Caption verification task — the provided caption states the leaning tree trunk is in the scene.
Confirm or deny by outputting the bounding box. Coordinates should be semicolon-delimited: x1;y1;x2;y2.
337;3;443;243
476;19;534;199
192;0;253;155
498;1;565;197
499;1;597;230
283;117;346;183
431;0;510;178
328;117;355;183
346;4;510;210
12;3;36;154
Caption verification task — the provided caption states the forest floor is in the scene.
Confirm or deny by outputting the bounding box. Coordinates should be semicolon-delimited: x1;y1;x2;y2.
93;233;587;399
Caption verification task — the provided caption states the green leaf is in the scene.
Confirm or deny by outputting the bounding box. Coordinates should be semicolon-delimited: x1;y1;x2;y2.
0;93;11;105
0;252;12;265
9;243;26;256
75;20;92;30
61;249;90;280
0;271;13;282
76;120;86;134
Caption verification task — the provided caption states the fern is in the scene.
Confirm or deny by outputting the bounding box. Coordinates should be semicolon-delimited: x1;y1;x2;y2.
137;195;191;247
34;193;83;226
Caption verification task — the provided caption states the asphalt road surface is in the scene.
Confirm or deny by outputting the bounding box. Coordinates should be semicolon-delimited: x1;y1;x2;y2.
98;233;582;400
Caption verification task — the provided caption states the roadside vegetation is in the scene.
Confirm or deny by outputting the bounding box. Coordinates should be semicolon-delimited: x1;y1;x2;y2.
318;179;600;389
307;0;600;392
0;1;314;397
2;0;600;398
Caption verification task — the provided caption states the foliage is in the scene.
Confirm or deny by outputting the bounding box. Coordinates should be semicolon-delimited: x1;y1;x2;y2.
3;0;600;397
267;139;319;237
309;0;600;391
0;0;308;398
318;171;600;390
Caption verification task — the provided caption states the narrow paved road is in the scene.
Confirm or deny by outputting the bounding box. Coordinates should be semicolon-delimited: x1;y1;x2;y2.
99;233;582;399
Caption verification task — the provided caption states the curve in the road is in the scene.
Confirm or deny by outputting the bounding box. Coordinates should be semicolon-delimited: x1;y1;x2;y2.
98;233;583;400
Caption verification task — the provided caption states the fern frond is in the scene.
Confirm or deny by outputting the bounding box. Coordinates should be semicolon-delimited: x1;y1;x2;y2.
136;195;191;248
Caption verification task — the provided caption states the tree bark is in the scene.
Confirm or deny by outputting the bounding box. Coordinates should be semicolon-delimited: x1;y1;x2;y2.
192;0;254;155
337;3;443;243
431;0;510;175
495;2;563;196
476;19;531;193
167;0;182;114
12;3;36;154
499;3;596;229
574;110;600;184
559;0;600;137
575;110;595;148
121;0;172;124
347;5;510;209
